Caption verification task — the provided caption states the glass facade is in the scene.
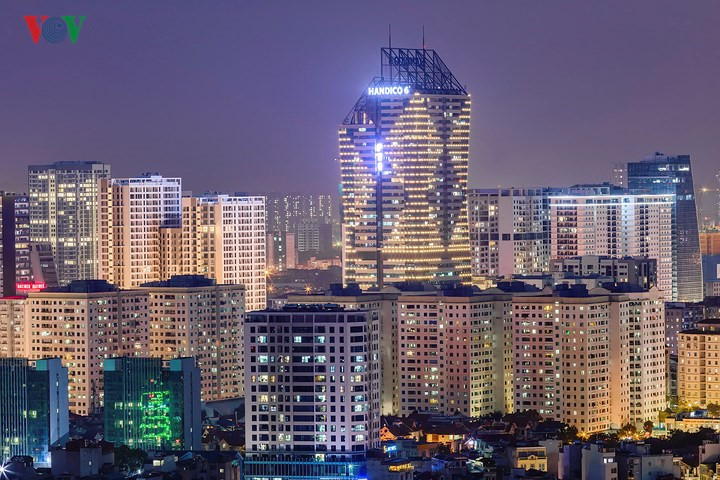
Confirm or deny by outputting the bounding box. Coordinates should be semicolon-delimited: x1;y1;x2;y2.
627;153;703;302
103;357;199;451
340;48;471;288
0;358;69;467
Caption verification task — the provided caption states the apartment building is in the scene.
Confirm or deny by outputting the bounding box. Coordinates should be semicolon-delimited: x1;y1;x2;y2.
513;284;665;434
26;280;149;415
98;174;182;288
244;304;378;480
140;275;245;401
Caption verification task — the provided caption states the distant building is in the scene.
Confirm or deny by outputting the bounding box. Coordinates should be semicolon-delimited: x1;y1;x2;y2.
166;194;266;312
393;286;522;417
469;188;552;278
665;302;704;356
266;231;296;271
50;439;114;478
244;304;378;480
706;297;720;319
264;193;336;235
678;319;720;406
611;163;627;189
581;443;617;480
1;193;56;296
507;444;548;472
700;230;720;255
702;254;720;298
550;256;657;290
104;356;201;451
0;358;69;466
550;185;675;299
28;161;111;285
26;280;149;415
139;275;245;401
615;442;680;480
366;453;414;480
627;153;703;302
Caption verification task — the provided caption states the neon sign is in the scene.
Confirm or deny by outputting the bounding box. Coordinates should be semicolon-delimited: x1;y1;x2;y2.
16;282;46;292
368;85;411;96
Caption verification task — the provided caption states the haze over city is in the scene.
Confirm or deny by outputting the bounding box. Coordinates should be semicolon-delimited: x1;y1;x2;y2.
2;0;720;194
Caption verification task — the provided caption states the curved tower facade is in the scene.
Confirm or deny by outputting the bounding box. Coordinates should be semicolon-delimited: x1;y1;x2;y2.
339;48;471;288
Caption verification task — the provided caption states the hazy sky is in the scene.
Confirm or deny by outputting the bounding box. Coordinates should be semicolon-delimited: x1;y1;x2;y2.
2;0;719;194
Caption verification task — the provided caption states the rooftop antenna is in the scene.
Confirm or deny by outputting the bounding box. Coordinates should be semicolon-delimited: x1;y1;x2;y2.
422;25;425;50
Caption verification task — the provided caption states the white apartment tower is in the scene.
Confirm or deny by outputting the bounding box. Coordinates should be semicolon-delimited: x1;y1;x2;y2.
244;305;378;480
469;188;552;278
98;174;182;288
550;187;675;299
28;161;111;285
179;195;266;311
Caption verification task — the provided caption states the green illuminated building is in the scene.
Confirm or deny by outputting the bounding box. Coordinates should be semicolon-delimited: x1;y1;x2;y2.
103;357;201;451
0;358;69;467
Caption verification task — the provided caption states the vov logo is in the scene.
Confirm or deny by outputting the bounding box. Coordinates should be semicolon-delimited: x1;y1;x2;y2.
24;16;86;44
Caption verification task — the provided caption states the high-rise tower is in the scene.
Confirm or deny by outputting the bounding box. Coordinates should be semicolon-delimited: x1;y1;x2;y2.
339;48;471;288
28;161;111;285
627;153;703;302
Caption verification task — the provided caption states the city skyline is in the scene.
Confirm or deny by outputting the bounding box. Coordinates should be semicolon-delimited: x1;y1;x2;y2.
1;2;720;477
2;1;720;195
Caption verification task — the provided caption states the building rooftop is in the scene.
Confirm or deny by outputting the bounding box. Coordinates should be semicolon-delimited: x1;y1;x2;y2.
494;281;543;293
44;279;119;294
141;275;217;288
260;303;351;313
28;161;107;170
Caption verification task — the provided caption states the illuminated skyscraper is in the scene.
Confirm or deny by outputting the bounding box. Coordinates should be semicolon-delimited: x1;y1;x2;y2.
28;161;111;285
339;48;471;288
627;153;703;302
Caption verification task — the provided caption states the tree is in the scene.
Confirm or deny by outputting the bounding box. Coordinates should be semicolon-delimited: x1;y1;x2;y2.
707;403;720;417
643;421;654;434
619;423;637;438
114;445;147;472
559;425;579;443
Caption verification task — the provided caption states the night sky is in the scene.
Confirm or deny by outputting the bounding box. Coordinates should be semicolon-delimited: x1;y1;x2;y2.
2;0;720;195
